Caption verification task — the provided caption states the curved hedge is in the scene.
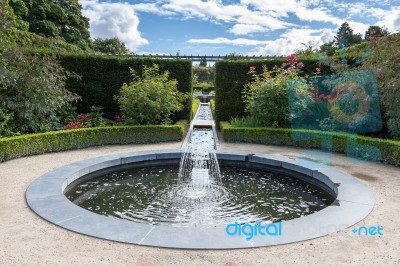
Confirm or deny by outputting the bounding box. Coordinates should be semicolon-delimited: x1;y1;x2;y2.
0;124;187;162
221;122;400;166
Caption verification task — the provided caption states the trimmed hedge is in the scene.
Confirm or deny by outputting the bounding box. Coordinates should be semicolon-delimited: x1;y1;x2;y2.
191;99;200;119
221;122;400;166
0;123;187;162
58;54;193;121
214;59;328;124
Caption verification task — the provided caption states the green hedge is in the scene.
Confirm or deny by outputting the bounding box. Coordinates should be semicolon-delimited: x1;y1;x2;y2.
58;55;193;121
0;124;187;162
214;59;329;124
191;99;200;119
220;122;400;166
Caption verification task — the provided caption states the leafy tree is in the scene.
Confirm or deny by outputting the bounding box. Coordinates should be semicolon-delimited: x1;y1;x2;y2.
225;52;241;60
0;0;16;30
1;0;83;53
319;41;336;56
193;66;215;83
335;22;363;48
8;0;28;30
365;26;389;41
362;33;400;138
93;38;130;55
0;49;80;135
199;56;207;67
116;64;189;125
9;0;92;50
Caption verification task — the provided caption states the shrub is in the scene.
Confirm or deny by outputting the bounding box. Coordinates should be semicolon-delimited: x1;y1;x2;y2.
210;99;216;119
64;121;84;130
116;64;189;125
0;124;186;162
214;58;326;124
361;33;400;138
0;49;80;136
58;55;193;121
0;107;14;137
192;99;200;119
230;116;264;128
243;55;314;128
73;106;112;128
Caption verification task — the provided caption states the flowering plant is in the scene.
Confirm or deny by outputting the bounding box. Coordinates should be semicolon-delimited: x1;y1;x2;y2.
62;106;111;130
64;121;84;130
243;54;313;128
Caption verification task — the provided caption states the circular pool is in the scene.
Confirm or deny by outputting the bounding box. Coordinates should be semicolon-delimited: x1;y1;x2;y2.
26;150;374;249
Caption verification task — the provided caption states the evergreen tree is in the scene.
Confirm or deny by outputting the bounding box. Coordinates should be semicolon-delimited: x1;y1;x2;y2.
335;22;363;48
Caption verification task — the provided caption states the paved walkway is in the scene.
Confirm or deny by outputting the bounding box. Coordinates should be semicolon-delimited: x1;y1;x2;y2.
0;141;399;265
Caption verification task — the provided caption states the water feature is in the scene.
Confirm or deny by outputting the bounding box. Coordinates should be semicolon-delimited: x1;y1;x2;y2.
66;165;333;226
65;103;334;226
173;103;226;203
26;89;374;248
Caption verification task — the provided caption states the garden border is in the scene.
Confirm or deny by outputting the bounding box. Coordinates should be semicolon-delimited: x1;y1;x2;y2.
0;123;187;162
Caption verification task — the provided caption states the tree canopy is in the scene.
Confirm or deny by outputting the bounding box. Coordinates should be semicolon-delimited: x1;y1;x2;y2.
9;0;92;51
199;56;207;67
334;22;363;48
365;26;389;41
93;38;130;55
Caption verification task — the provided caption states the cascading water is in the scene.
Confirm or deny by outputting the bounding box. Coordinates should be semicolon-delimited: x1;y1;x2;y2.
171;104;229;203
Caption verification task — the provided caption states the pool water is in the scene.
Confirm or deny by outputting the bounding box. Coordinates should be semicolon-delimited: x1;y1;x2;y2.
65;166;334;227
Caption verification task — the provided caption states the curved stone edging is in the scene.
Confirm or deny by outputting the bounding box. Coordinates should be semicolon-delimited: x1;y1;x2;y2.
25;150;374;249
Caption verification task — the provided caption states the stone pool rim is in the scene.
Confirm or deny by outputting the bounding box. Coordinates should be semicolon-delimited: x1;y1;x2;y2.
25;149;374;249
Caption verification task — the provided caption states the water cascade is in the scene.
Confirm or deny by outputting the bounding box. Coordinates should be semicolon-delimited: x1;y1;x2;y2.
171;103;229;203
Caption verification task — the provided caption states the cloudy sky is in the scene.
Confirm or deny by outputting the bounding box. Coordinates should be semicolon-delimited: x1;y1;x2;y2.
79;0;400;56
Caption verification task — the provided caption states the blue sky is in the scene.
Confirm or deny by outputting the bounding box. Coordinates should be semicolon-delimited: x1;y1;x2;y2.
79;0;400;56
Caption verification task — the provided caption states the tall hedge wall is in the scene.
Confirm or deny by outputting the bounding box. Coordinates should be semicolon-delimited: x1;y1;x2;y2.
214;59;328;124
58;55;193;121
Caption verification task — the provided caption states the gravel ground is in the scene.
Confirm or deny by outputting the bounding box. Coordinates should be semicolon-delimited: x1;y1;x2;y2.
0;140;399;266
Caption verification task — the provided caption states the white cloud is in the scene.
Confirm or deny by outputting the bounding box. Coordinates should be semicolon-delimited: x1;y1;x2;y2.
376;7;400;32
161;0;239;23
160;0;293;33
130;3;176;16
241;0;342;25
188;37;271;46
229;24;266;35
188;27;336;54
247;28;336;56
346;20;370;35
336;3;400;33
79;0;148;51
78;0;400;56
